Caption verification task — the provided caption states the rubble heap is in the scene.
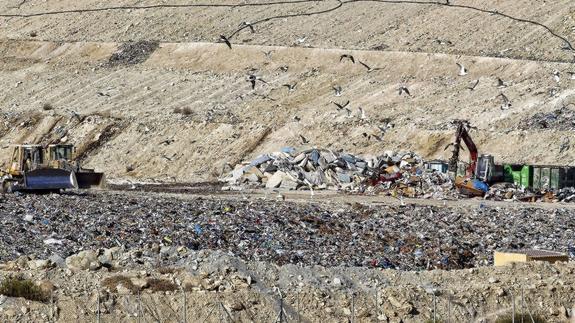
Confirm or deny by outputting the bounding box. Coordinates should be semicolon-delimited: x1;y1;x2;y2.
222;148;454;198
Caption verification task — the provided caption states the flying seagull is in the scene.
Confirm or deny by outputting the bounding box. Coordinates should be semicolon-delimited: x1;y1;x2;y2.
358;107;367;119
496;77;507;88
497;93;511;110
246;74;267;90
333;85;342;97
283;83;297;92
399;86;411;96
239;21;255;33
340;54;355;64
219;35;232;49
456;63;468;76
332;100;350;110
344;108;352;117
262;50;274;59
359;61;383;72
468;79;479;91
299;134;309;144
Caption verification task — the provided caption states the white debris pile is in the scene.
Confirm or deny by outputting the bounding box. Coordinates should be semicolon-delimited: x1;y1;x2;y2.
221;148;452;194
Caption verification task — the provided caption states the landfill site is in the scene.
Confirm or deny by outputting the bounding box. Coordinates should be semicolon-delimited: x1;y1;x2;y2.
3;0;575;322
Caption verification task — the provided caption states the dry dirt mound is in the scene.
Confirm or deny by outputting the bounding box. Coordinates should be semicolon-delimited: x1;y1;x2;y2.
1;39;575;182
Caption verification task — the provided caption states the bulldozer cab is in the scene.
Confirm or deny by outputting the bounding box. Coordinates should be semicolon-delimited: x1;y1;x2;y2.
8;145;45;175
48;144;74;162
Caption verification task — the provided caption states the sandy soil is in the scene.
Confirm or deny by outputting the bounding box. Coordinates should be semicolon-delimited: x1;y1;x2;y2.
0;1;575;182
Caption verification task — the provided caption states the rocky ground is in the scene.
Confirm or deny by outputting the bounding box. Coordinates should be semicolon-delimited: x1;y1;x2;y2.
1;190;575;271
1;247;575;322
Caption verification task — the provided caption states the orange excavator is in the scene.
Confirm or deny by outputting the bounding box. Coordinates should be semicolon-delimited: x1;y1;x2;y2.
446;120;490;196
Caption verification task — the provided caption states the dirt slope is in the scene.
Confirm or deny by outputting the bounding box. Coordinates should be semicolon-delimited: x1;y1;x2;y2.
1;1;575;182
1;0;574;61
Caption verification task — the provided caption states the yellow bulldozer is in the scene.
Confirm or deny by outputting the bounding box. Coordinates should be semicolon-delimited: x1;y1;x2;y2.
1;144;105;193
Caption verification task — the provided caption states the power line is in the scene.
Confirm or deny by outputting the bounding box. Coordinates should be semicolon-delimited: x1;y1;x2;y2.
346;0;574;51
228;0;343;39
0;0;324;18
1;0;572;56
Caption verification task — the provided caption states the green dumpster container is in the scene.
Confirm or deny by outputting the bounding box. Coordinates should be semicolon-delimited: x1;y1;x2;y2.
533;166;570;190
503;165;532;188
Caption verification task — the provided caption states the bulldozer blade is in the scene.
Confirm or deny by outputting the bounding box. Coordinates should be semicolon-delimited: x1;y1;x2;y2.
75;172;105;189
24;169;78;190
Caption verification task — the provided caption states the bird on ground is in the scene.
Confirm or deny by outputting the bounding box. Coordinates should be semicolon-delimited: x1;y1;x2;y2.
283;83;297;92
293;116;301;122
239;21;255;33
377;123;393;136
332;100;350;110
299;134;309;144
561;42;573;51
246;74;267;90
398;86;411;96
358;61;382;73
340;54;355;64
97;92;110;97
333;85;342;97
456;63;468;76
219;35;232;49
549;88;559;97
363;132;382;141
496;77;507;88
468;79;479;91
568;72;575;80
553;70;561;83
560;137;570;153
498;93;511;110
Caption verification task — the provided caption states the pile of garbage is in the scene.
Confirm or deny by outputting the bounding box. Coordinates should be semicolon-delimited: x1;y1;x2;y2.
221;148;454;198
107;41;159;66
1;192;574;271
485;183;575;203
484;183;538;202
519;106;575;131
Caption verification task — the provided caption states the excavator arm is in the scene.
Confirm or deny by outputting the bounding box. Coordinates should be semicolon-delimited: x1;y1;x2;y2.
448;121;488;196
448;121;478;178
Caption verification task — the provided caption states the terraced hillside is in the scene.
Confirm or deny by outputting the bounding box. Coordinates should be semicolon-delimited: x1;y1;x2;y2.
1;1;575;182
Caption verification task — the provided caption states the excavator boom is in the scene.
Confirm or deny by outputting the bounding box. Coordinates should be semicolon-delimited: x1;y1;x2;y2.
449;121;489;196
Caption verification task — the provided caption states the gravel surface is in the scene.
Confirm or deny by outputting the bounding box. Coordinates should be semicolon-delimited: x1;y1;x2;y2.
1;191;575;270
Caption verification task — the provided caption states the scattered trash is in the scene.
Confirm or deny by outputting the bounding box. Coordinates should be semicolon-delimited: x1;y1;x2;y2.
107;41;159;66
519;106;575;131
